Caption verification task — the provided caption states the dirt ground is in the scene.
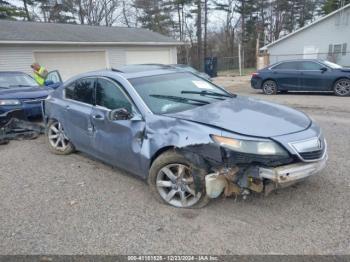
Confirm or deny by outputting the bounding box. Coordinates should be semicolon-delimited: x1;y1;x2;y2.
0;76;349;255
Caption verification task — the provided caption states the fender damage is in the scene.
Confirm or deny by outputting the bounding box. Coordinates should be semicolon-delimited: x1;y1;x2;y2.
140;114;326;200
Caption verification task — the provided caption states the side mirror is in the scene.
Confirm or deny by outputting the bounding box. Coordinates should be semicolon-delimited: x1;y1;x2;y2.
321;67;328;72
108;108;133;121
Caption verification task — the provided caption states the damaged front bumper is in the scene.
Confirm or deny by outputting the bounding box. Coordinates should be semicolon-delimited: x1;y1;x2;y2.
205;154;328;198
259;154;327;186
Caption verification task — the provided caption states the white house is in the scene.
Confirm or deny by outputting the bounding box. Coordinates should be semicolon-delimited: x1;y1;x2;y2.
0;20;182;80
261;4;350;67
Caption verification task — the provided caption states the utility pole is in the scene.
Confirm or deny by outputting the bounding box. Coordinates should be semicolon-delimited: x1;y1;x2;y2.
238;44;242;76
204;0;208;60
196;0;203;71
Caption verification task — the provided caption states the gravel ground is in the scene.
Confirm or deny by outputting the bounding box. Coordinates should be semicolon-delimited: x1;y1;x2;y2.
0;76;350;255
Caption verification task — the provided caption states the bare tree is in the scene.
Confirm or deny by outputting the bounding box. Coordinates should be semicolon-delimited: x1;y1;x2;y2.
78;0;120;26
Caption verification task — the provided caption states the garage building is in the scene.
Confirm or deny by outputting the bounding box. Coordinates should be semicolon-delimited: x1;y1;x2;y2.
0;20;181;80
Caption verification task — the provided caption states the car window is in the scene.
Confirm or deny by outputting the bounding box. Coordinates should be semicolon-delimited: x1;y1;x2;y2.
46;71;61;84
273;62;300;70
65;78;94;104
300;61;323;70
96;78;132;112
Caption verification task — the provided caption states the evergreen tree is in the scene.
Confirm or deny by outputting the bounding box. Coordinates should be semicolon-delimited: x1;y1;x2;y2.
323;0;350;14
0;0;25;19
133;0;174;36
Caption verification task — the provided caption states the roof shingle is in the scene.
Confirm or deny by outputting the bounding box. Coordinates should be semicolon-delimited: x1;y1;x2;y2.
0;20;180;44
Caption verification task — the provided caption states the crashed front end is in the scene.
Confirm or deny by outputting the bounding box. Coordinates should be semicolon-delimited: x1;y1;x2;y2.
181;122;327;199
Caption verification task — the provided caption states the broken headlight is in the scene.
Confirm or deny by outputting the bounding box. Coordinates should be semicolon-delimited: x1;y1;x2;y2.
211;135;288;156
0;99;21;106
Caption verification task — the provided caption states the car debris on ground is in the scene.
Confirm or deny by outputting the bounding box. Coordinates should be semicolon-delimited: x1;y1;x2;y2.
0;109;44;145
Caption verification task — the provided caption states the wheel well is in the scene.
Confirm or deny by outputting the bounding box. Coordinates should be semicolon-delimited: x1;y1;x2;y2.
332;77;350;88
46;117;59;125
150;146;175;167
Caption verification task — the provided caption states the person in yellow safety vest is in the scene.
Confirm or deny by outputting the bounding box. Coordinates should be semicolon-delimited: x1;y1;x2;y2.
30;63;48;86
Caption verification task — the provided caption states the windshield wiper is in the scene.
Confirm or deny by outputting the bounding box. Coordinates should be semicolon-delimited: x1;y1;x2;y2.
181;90;236;98
150;94;210;105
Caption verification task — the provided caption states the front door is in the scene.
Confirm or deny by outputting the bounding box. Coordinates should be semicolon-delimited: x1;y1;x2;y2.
271;61;301;90
62;77;95;152
299;61;333;91
90;77;146;175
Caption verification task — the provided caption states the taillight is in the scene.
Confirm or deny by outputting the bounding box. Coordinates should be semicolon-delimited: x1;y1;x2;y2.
252;72;259;77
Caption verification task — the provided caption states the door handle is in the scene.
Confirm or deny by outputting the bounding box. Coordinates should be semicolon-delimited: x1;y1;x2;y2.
65;105;70;110
92;114;104;120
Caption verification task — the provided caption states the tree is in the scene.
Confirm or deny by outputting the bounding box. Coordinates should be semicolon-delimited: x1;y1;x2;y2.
322;0;350;14
22;0;33;20
0;0;25;19
133;0;174;35
48;0;76;23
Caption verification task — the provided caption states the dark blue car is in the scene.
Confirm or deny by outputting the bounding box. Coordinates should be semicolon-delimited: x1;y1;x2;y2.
251;59;350;96
0;71;62;118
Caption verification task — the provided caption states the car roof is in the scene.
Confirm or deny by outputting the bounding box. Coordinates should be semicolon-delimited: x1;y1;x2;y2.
113;64;184;79
63;64;197;84
171;64;188;67
273;59;325;64
117;64;173;73
63;67;184;84
119;69;182;79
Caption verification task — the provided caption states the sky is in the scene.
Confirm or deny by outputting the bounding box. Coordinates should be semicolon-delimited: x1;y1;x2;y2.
9;0;229;31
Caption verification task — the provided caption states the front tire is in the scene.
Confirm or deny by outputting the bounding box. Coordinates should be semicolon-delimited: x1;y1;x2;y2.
46;120;74;155
148;150;210;208
262;80;278;95
333;78;350;96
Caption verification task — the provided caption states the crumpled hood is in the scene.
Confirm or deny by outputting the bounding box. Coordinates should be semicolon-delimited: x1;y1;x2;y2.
0;87;50;99
166;96;311;138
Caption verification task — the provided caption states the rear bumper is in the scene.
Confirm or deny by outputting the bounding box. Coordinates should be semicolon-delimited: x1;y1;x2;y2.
259;154;327;186
250;77;262;89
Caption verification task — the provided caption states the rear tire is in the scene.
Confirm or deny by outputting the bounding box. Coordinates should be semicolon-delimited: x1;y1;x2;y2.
333;78;350;96
148;150;210;208
262;80;278;95
46;119;75;155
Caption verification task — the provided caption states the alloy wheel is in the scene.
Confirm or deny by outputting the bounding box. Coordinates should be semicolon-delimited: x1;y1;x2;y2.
334;79;350;96
48;121;70;151
156;163;201;208
263;80;277;95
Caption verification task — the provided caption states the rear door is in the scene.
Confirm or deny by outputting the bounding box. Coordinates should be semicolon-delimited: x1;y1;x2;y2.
62;77;95;152
270;61;301;90
90;77;146;174
299;61;333;91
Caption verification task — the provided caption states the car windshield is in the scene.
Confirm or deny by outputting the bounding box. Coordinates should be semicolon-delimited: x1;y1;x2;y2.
129;72;232;114
0;73;38;88
323;60;343;69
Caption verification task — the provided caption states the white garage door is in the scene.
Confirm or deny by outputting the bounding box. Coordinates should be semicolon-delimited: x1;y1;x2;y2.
126;50;171;64
34;51;107;80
